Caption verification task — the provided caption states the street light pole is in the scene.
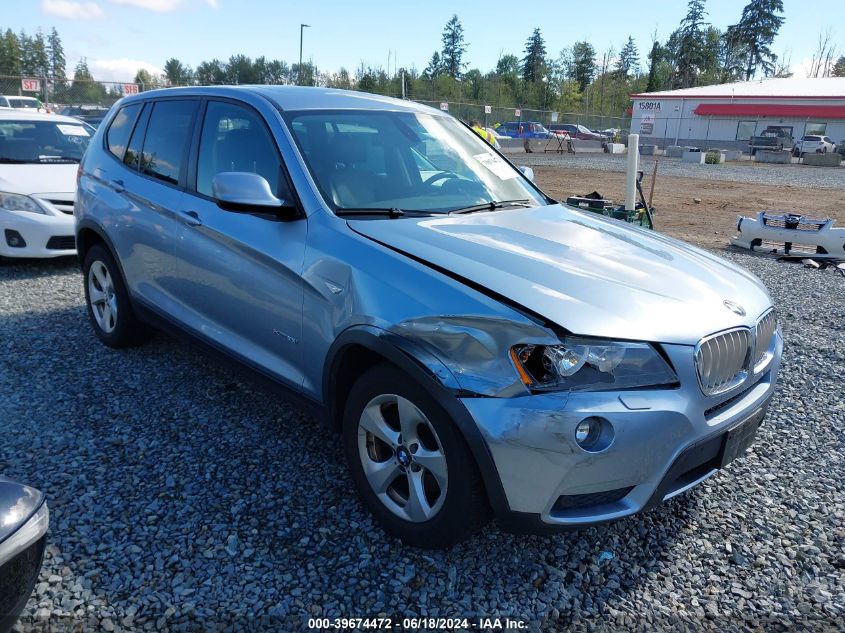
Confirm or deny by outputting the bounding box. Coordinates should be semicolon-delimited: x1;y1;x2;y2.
299;24;310;86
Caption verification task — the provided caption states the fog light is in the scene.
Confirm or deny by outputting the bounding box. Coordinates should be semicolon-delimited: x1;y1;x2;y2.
4;229;26;248
574;416;614;452
575;418;601;447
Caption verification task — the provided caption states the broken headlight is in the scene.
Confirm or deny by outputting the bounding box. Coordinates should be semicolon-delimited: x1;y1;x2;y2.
509;338;677;392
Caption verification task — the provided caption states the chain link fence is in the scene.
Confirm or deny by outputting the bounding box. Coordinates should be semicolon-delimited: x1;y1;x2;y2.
1;74;631;137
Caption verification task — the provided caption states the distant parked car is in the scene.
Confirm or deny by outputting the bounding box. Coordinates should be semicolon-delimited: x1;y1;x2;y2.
548;123;603;141
838;141;845;157
498;121;553;139
0;96;43;113
0;109;92;258
793;135;836;157
0;477;49;633
58;105;110;127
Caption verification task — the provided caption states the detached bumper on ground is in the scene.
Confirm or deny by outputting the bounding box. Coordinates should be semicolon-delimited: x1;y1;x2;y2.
463;335;783;531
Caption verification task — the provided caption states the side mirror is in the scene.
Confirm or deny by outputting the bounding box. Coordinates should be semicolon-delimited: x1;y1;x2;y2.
518;165;535;182
212;172;286;211
0;478;49;630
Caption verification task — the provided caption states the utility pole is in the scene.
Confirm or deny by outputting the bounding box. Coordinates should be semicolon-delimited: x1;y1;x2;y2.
299;24;310;86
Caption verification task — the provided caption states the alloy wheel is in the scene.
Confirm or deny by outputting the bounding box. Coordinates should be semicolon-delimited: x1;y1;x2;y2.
88;260;118;333
357;394;448;522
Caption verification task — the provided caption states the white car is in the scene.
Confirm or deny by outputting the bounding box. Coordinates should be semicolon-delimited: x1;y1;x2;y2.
0;110;92;258
794;134;836;156
0;95;44;112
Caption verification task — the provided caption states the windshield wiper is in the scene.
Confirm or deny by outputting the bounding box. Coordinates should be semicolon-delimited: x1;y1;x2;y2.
0;158;31;164
449;199;533;215
335;207;435;218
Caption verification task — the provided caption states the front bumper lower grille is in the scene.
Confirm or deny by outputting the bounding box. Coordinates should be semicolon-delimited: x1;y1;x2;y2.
45;236;75;250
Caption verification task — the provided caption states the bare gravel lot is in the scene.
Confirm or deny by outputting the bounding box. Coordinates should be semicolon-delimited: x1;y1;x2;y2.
517;154;845;250
1;170;844;630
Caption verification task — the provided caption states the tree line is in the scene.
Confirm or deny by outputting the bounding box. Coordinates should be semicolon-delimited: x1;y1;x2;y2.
3;1;845;116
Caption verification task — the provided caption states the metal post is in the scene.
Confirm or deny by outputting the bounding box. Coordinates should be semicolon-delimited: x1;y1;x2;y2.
299;24;310;86
625;134;639;211
401;70;405;99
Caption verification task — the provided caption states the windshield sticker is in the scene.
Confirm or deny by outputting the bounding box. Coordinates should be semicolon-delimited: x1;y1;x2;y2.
57;124;90;137
473;152;517;180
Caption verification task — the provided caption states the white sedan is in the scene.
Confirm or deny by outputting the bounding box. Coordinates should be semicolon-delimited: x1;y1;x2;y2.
0;110;92;258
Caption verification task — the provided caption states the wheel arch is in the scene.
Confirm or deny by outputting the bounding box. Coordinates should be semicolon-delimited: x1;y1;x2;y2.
324;325;511;516
75;219;129;285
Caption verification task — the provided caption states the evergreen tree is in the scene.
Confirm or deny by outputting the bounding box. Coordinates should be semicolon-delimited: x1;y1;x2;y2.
521;28;547;83
440;15;466;79
570;41;595;91
616;36;639;77
645;41;662;91
163;58;191;85
30;30;50;77
674;0;709;88
834;56;845;77
423;51;442;79
728;0;785;80
47;27;65;78
195;59;226;85
18;30;33;75
0;29;23;76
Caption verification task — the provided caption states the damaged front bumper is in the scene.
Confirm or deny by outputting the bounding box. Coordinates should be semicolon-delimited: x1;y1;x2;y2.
459;336;783;531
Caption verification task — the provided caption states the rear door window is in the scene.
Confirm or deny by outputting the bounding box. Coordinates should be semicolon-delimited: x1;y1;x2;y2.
106;103;141;160
140;100;198;185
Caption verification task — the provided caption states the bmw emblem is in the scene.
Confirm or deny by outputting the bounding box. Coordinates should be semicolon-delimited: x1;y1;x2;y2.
396;447;411;467
723;300;746;316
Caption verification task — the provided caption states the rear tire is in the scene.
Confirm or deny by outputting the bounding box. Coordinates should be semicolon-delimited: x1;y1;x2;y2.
342;364;491;548
83;244;150;348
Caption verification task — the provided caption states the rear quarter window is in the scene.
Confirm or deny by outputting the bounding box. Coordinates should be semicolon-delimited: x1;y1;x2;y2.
106;104;141;160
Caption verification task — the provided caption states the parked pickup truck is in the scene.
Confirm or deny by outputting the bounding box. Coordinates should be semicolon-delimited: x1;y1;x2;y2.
749;126;794;155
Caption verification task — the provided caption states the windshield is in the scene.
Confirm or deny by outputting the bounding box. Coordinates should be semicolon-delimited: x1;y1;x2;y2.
284;109;546;214
8;98;39;109
0;119;93;163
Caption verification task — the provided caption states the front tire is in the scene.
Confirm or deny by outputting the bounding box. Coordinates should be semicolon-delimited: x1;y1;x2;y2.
83;244;149;348
342;364;490;548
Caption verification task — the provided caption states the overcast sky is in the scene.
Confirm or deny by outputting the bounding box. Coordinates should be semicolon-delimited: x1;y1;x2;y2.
16;0;843;82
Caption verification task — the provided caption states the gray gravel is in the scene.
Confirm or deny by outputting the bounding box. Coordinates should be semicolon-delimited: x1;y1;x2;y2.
1;252;843;631
512;152;845;189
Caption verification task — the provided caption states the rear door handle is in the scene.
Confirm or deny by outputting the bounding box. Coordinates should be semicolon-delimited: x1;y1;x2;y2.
110;179;125;193
180;210;203;227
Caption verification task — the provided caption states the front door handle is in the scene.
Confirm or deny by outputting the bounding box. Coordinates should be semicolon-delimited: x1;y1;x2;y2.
110;179;125;193
180;210;203;227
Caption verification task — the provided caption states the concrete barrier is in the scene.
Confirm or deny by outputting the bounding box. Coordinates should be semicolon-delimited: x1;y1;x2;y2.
666;145;684;158
803;152;842;167
682;149;705;164
607;143;625;154
755;150;791;164
639;144;656;156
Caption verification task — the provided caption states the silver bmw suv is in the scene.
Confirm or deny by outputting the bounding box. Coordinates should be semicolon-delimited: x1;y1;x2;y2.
75;86;782;548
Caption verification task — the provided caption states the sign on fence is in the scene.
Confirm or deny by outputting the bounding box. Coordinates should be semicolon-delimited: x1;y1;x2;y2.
639;113;654;135
21;77;41;92
514;109;521;117
550;111;558;122
439;102;448;111
122;83;140;96
484;105;491;114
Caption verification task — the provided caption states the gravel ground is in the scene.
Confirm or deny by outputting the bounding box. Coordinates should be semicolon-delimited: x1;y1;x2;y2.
1;252;843;632
513;152;845;189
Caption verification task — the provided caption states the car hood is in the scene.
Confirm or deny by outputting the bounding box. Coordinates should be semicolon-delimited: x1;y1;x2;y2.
348;204;773;345
0;164;78;196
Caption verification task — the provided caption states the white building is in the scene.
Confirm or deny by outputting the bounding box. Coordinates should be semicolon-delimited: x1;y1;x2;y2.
630;77;845;150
